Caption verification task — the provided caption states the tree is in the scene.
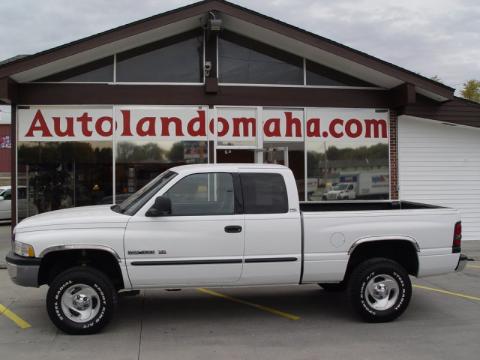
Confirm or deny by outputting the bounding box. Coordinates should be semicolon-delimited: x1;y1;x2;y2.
461;80;480;103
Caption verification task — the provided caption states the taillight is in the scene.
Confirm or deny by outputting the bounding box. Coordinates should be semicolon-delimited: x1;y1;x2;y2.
452;221;461;253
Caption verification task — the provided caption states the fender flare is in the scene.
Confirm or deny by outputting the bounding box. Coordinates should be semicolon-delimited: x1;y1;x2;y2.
348;235;420;255
39;244;122;261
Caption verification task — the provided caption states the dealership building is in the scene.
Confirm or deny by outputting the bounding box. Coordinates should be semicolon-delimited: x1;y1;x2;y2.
0;0;479;238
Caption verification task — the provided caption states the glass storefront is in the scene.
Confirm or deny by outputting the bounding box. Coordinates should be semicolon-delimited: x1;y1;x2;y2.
17;141;113;220
16;105;390;221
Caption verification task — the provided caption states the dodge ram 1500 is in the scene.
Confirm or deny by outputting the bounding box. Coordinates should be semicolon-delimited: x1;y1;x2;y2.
6;164;467;334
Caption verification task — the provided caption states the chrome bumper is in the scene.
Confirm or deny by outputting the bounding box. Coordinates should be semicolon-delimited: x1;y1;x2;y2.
455;254;468;272
5;251;41;287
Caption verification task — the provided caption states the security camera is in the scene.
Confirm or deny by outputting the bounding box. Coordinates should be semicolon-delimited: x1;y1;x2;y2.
204;61;212;77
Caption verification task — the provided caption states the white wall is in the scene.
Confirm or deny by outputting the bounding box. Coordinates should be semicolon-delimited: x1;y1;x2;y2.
398;115;480;240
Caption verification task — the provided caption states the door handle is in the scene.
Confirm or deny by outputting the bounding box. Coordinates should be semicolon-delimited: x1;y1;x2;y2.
224;225;242;233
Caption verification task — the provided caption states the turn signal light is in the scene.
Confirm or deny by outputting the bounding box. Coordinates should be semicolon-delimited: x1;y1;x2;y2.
452;221;462;253
14;241;36;257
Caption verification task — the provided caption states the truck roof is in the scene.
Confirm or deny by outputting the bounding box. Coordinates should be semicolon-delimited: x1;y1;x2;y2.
169;163;288;174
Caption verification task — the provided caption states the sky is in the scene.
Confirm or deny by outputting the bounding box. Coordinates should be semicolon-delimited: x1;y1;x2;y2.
0;0;479;94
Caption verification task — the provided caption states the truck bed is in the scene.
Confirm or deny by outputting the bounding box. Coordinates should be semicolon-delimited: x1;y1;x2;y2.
300;200;444;212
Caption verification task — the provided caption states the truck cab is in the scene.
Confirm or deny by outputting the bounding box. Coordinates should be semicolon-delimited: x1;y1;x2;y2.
324;182;356;200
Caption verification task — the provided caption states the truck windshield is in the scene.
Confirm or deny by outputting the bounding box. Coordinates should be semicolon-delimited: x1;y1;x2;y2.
333;184;349;191
112;171;177;215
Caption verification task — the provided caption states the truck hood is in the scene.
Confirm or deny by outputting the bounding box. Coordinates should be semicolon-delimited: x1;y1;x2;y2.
15;205;130;233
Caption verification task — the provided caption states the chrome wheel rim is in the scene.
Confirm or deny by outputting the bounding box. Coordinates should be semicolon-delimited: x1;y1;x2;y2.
364;274;400;311
61;284;100;323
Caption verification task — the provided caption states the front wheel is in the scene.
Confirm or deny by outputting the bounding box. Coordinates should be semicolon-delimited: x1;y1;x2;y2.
348;258;411;323
46;266;117;334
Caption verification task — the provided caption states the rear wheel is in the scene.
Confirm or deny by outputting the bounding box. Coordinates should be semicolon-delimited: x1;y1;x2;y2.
46;266;117;334
347;258;411;322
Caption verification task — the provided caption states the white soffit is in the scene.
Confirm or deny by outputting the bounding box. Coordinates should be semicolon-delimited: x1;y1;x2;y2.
11;15;206;83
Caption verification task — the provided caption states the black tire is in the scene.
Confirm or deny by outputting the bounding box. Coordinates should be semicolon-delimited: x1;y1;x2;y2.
318;282;346;292
46;266;117;335
347;258;411;323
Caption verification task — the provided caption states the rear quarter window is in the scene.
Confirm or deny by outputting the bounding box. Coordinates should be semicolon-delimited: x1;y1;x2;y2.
240;173;288;214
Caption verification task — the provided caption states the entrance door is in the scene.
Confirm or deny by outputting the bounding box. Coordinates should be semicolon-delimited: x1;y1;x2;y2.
216;147;290;167
216;149;255;163
263;147;289;166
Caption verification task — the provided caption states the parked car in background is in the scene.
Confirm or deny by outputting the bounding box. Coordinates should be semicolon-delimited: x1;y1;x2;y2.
0;186;12;220
0;186;38;221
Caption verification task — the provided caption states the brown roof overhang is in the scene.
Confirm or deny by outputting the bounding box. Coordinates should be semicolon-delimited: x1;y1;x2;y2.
0;0;454;100
401;95;480;128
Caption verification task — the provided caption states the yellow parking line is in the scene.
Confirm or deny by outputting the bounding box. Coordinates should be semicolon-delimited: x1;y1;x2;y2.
467;265;480;269
0;303;31;329
413;285;480;302
197;288;300;321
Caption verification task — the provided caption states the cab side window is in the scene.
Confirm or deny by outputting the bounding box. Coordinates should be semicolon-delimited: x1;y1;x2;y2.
240;173;288;214
164;173;235;216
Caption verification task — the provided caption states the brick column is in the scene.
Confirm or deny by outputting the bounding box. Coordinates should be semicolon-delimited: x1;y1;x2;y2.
389;110;399;200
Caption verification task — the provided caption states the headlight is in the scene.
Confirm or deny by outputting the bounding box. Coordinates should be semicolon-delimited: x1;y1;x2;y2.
14;241;36;257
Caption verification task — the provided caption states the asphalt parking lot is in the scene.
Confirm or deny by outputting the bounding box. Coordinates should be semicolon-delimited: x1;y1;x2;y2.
1;222;480;360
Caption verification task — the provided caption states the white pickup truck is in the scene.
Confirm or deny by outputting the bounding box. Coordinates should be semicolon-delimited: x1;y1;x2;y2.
6;164;467;334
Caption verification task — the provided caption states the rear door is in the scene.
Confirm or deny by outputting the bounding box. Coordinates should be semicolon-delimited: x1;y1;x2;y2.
238;170;302;285
125;171;245;287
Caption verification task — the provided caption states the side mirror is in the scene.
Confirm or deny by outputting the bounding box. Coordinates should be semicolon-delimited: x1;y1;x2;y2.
145;196;172;217
0;196;4;201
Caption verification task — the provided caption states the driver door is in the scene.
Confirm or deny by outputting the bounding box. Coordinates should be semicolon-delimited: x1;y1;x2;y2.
124;172;245;287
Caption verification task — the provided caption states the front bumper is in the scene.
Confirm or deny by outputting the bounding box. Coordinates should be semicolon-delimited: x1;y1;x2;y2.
455;254;468;272
5;251;41;287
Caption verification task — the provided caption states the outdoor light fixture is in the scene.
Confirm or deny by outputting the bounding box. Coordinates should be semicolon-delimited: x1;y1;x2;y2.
208;11;222;31
209;18;222;31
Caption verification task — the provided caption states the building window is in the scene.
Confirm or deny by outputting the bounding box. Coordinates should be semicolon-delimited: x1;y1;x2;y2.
116;31;203;83
218;31;303;85
115;140;208;202
306;142;389;201
306;60;374;87
305;108;390;201
17;141;113;220
35;56;114;82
